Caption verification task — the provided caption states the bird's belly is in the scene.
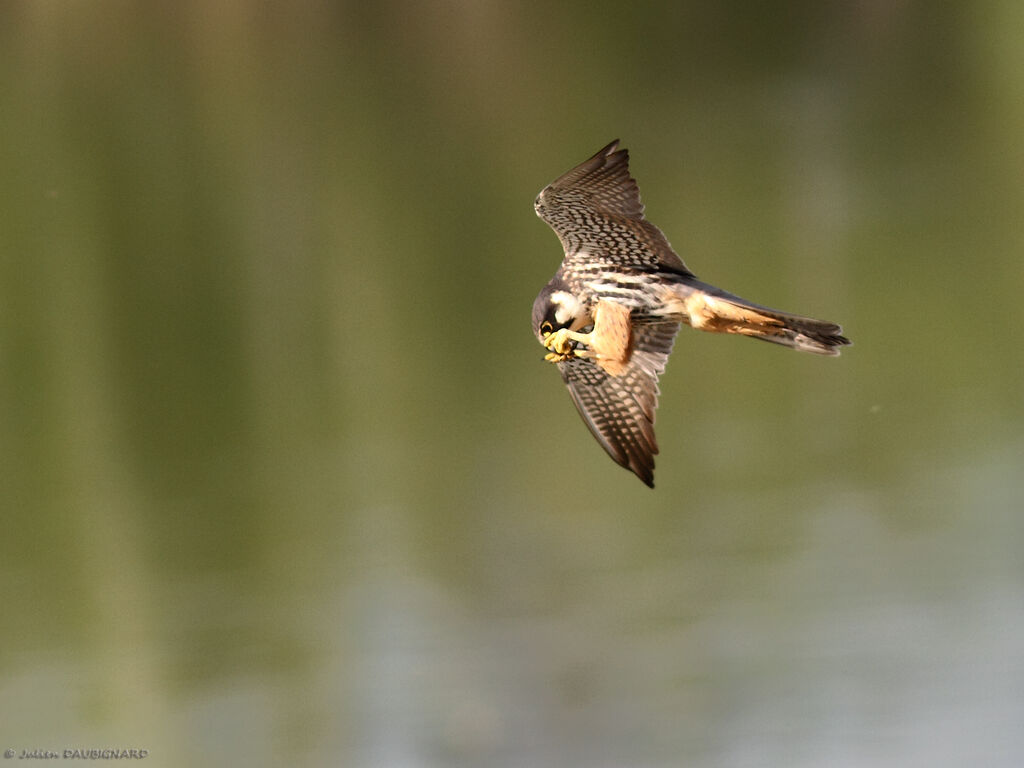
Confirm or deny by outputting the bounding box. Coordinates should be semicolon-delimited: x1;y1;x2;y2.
583;275;692;320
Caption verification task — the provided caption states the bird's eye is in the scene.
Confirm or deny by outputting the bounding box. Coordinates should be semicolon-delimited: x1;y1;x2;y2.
540;321;553;335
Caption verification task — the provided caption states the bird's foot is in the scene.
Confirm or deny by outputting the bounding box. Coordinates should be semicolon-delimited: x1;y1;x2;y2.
544;350;593;363
542;328;593;363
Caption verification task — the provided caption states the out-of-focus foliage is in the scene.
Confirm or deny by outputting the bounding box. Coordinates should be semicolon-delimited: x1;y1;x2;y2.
1;2;1022;767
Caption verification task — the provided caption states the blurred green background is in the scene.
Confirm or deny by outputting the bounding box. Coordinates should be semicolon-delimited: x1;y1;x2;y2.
2;2;1023;766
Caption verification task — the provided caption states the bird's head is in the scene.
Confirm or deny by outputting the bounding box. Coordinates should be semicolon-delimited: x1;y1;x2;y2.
532;277;590;344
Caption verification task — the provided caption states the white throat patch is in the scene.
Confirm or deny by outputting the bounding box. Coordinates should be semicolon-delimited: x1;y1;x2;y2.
550;290;590;329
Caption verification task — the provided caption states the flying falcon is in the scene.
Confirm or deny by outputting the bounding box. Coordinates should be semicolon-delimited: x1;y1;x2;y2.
533;140;850;487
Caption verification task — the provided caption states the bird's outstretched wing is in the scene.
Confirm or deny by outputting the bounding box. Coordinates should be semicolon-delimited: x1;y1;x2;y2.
534;140;692;275
557;319;680;487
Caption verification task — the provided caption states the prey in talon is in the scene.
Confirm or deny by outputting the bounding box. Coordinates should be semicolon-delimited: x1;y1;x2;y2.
541;326;593;362
531;140;851;488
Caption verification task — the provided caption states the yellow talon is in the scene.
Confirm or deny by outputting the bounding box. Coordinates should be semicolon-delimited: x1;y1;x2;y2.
542;328;593;363
543;328;570;355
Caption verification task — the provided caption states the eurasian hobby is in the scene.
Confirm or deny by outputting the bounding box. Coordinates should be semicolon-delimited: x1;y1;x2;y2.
533;140;850;487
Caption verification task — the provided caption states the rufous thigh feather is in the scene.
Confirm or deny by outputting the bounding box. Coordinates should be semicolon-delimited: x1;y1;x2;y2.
590;300;634;376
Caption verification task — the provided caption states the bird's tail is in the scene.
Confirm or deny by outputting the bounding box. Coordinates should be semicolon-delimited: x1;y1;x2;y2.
674;281;851;356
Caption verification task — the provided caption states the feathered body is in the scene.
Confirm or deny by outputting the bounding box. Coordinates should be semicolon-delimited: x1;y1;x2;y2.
533;140;850;487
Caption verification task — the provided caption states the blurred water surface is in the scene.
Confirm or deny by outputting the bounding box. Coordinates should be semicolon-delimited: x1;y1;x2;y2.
2;2;1023;767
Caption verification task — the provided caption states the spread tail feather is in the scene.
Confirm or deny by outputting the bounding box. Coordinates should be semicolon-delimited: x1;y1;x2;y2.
678;282;851;356
735;308;850;356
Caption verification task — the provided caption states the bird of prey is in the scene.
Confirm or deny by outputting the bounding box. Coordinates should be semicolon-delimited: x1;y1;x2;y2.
532;140;850;487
